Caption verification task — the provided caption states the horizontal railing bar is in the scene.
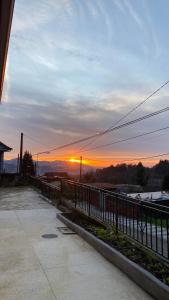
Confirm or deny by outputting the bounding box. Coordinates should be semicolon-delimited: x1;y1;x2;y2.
58;177;169;215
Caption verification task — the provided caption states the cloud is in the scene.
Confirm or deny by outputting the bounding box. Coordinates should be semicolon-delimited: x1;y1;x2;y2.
123;0;144;29
1;83;169;160
86;1;100;19
2;0;169;162
142;0;161;58
3;81;168;142
112;0;125;14
112;0;160;58
96;0;114;39
12;1;51;33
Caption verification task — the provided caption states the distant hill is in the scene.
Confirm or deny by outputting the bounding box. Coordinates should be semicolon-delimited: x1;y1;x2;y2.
4;159;95;175
4;158;18;173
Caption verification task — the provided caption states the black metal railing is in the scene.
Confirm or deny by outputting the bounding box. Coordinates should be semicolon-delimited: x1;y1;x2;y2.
31;176;61;205
60;178;169;260
32;176;169;260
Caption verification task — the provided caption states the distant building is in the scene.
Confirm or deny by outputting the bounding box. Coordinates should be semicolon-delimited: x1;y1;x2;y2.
42;172;69;182
128;191;169;206
0;141;12;174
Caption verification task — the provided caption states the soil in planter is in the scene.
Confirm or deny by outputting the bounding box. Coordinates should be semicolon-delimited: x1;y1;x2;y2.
63;212;169;286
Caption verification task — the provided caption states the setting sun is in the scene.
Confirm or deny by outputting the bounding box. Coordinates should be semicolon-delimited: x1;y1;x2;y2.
69;158;81;163
68;158;90;165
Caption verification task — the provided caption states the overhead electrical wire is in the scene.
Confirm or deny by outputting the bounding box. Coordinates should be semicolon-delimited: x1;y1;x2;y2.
31;105;169;156
24;134;50;148
76;151;169;164
120;151;169;163
73;125;169;154
104;80;169;133
73;80;169;153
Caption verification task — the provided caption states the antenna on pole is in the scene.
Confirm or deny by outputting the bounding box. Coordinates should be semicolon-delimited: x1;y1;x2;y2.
19;132;23;175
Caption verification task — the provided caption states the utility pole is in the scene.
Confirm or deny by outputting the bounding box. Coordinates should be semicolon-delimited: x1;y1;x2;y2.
19;132;23;175
80;156;82;182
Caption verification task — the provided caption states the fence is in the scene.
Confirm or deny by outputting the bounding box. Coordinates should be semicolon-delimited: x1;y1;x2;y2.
60;178;169;260
32;176;169;260
31;177;61;205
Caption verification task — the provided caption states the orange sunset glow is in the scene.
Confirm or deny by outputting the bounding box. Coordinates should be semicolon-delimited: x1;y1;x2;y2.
5;151;169;168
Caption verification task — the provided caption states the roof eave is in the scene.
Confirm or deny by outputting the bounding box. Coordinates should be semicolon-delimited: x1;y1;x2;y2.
0;141;13;152
0;0;15;102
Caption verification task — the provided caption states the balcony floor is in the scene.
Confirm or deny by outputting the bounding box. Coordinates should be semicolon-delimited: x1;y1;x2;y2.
0;187;153;300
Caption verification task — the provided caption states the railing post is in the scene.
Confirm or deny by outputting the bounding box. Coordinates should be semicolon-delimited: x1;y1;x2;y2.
60;178;63;194
139;201;144;245
115;195;119;235
88;189;91;217
74;183;77;208
102;192;105;222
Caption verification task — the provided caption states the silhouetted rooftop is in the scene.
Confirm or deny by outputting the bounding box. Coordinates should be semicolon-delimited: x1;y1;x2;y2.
0;141;12;152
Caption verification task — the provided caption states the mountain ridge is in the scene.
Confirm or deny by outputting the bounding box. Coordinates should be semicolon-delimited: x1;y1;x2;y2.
4;159;96;175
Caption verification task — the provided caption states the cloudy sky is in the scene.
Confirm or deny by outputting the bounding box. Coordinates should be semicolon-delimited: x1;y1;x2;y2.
1;0;169;166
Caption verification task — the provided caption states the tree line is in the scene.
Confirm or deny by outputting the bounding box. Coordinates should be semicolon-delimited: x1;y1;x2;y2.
83;160;169;191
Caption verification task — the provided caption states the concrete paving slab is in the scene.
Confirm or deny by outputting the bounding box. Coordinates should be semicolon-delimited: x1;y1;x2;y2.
0;187;52;210
0;211;20;229
16;208;59;223
0;269;56;300
46;271;152;300
45;259;121;289
0;247;41;275
0;227;30;252
33;239;103;269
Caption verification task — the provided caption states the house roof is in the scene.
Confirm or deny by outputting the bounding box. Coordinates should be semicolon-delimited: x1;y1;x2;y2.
0;141;12;152
0;0;15;102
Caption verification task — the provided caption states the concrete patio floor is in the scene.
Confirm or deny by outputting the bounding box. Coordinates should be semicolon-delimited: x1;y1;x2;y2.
0;187;154;300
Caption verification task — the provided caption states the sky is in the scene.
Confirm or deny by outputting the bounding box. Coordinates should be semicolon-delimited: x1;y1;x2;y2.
1;0;169;167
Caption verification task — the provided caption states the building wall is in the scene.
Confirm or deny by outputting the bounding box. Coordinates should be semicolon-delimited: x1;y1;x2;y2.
0;152;4;174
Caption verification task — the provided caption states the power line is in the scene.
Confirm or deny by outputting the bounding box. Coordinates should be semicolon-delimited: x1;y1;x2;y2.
73;80;169;153
32;106;169;156
24;134;49;148
75;151;169;164
74;125;169;154
72;138;97;155
105;80;169;133
120;151;169;163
